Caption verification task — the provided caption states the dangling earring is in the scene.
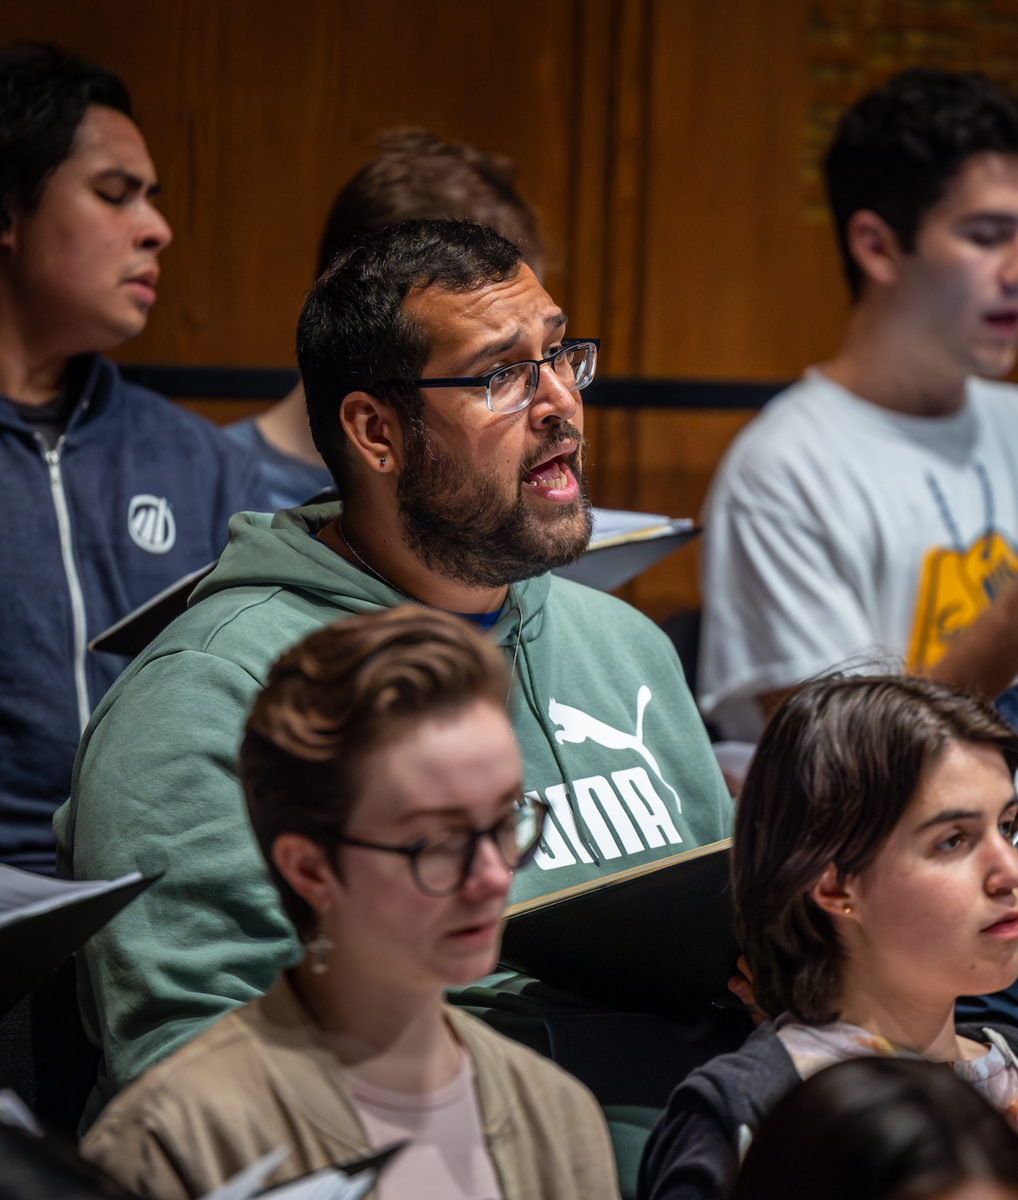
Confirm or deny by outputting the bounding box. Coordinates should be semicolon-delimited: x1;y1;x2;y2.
307;932;334;975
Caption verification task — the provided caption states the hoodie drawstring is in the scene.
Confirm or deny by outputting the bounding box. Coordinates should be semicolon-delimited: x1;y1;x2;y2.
513;631;602;866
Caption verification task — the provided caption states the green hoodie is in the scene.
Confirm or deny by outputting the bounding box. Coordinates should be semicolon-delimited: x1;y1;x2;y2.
55;502;731;1111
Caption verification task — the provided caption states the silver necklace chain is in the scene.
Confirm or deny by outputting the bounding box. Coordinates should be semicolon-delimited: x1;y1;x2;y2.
338;515;523;707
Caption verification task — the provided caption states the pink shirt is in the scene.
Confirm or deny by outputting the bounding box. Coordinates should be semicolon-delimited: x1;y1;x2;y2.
348;1049;501;1200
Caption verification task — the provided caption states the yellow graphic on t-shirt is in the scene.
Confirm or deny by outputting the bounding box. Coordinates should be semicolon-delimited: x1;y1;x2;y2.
909;532;1018;672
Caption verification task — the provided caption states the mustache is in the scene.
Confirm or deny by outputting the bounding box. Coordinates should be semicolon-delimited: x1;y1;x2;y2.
520;422;585;475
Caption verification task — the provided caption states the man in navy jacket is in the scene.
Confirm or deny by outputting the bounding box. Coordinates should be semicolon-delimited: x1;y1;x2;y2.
0;43;266;872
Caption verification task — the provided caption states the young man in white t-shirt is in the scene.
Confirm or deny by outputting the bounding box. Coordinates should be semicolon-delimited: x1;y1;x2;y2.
700;68;1018;742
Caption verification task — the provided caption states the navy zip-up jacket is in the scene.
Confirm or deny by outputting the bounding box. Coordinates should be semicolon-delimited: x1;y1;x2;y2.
0;355;268;873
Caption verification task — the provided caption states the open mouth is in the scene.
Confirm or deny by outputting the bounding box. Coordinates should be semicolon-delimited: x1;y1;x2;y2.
522;444;580;505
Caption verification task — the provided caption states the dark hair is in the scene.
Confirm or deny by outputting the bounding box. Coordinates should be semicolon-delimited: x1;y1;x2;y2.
316;129;544;278
824;68;1018;300
296;217;522;489
240;606;510;938
0;41;131;233
734;674;1018;1023
731;1057;1018;1200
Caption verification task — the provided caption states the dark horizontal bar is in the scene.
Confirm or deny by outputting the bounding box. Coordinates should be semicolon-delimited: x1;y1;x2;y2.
119;364;301;399
583;377;787;409
118;364;788;410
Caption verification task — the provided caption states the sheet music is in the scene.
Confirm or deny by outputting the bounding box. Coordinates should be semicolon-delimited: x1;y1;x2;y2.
0;863;145;928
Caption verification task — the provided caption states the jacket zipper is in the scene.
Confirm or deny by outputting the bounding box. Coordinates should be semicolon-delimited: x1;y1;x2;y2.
40;435;91;734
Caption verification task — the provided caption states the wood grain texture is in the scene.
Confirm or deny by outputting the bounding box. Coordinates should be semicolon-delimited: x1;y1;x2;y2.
0;0;884;619
2;0;577;365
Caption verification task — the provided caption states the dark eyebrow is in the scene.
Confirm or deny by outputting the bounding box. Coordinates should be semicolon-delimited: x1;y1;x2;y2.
396;807;471;825
956;211;1018;225
915;804;1014;832
92;168;161;199
467;328;525;370
464;311;569;374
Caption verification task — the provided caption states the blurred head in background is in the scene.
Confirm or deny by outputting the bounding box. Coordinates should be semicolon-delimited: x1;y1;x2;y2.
824;68;1018;381
317;128;545;280
732;1056;1018;1200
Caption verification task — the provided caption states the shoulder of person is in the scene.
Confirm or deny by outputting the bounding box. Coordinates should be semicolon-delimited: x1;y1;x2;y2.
546;576;679;649
957;1020;1018;1060
667;1020;797;1135
102;359;261;464
708;374;841;505
83;1004;258;1143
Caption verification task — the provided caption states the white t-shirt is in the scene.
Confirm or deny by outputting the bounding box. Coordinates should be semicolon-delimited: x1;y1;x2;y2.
348;1048;501;1200
699;369;1018;740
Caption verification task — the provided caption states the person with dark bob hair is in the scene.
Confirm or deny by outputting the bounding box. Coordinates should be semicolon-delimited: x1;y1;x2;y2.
731;1056;1018;1200
640;674;1018;1200
81;607;620;1200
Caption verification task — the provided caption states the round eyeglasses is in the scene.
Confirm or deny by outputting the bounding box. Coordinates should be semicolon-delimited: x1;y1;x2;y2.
335;794;548;897
385;338;600;416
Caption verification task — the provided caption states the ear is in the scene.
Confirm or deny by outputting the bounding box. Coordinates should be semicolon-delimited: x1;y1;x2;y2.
271;834;339;918
339;391;405;475
0;210;19;253
809;863;859;920
845;209;903;290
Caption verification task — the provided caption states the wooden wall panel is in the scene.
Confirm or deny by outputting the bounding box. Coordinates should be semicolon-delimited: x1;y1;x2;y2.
1;0;579;365
640;0;849;380
8;1;998;621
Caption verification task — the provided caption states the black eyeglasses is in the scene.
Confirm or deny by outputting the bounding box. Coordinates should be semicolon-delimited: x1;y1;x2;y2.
336;795;548;897
384;338;599;415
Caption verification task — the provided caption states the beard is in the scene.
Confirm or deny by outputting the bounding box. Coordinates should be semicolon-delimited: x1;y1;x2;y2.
396;420;593;588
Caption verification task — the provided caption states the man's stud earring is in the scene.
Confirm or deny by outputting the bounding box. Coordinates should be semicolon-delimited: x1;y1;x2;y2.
307;933;334;975
379;457;386;466
843;904;852;914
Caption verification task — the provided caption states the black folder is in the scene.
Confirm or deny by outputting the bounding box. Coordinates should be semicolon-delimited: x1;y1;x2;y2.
498;838;737;1019
0;869;155;1018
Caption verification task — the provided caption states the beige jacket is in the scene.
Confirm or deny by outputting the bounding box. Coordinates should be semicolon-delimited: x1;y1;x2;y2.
81;976;620;1200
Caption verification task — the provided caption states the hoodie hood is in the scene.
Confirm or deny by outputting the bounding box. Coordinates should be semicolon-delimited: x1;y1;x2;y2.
189;502;549;649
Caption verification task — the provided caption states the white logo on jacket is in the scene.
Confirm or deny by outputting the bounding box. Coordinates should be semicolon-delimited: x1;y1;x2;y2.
532;688;684;870
127;494;176;554
548;686;680;806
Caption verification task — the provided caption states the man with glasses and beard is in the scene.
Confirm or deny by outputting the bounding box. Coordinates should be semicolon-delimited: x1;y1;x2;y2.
56;220;733;1119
